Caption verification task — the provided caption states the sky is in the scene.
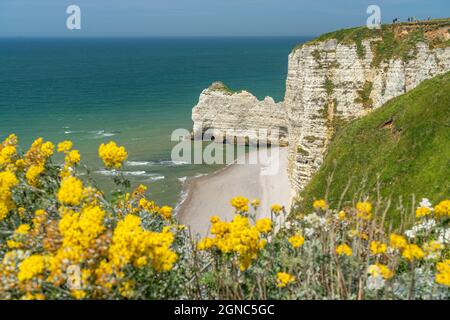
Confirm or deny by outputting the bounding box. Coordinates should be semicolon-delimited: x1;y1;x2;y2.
0;0;449;37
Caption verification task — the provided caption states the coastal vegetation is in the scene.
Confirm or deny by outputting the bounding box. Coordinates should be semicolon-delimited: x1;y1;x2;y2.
292;18;450;66
298;72;450;223
0;135;449;299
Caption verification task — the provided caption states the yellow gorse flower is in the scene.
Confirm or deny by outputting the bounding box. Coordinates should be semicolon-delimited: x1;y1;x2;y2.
402;244;425;261
288;235;305;248
65;150;81;166
15;224;31;235
356;201;373;220
416;206;432;218
57;176;84;206
434;200;450;218
0;170;19;220
271;204;283;215
255;218;272;233
98;141;128;169
108;215;177;271
436;260;450;286
230;196;249;213
158;206;173;220
370;241;387;255
337;211;346;220
390;233;408;250
18;255;48;282
336;244;352;256
199;214;268;270
57;141;73;153
367;263;394;280
251;199;260;208
276;272;295;288
25;164;44;187
313;199;327;210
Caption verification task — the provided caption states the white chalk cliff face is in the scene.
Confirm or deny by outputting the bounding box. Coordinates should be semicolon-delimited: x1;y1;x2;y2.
286;38;450;192
192;82;288;145
192;23;450;194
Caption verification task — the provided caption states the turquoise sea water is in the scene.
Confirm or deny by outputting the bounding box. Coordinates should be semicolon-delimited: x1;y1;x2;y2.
0;37;308;206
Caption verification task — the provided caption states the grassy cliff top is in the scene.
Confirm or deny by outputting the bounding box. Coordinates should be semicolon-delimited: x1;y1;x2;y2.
297;72;450;223
208;81;236;95
292;18;450;64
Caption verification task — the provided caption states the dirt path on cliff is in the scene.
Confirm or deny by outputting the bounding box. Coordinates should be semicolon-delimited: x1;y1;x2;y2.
177;147;292;237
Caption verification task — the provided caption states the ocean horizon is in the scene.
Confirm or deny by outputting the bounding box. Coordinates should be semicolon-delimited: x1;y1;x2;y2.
0;36;310;206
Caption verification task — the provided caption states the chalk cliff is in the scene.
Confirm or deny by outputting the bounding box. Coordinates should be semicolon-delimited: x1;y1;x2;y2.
192;20;450;193
192;82;288;145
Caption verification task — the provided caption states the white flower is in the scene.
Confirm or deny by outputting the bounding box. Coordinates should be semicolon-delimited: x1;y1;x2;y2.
437;228;450;244
304;213;327;229
419;198;433;209
304;227;315;237
366;276;385;290
405;229;416;239
284;221;292;230
405;219;437;239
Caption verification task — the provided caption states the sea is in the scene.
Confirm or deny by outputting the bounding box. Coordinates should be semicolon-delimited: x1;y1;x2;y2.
0;37;309;207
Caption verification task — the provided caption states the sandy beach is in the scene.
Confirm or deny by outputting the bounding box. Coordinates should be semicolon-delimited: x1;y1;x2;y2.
177;147;292;236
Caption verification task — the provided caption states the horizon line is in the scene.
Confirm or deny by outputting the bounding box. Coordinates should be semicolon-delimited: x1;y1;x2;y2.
0;35;316;39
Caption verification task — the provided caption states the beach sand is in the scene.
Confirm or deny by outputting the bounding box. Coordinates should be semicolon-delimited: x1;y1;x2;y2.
177;147;292;236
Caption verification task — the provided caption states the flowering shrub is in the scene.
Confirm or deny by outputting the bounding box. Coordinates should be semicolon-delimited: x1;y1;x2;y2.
0;134;449;300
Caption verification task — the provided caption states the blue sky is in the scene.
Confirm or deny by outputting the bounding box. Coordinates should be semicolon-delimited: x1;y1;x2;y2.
0;0;448;37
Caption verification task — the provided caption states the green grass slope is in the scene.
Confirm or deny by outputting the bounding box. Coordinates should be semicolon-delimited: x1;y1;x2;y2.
297;72;450;221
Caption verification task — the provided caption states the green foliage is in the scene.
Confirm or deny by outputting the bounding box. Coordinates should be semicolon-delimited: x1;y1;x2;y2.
324;77;334;96
297;72;450;223
355;81;374;109
292;19;450;66
209;81;237;95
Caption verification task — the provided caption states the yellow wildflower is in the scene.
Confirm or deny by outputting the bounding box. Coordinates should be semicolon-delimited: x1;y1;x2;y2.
251;199;260;208
370;241;387;255
313;199;327;210
276;272;295;288
18;255;47;282
336;244;352;256
65;150;81;166
416;206;432;219
71;290;87;300
57;176;83;206
255;218;272;233
230;196;249;212
337;211;346;220
40;141;55;158
434;200;450;218
139;198;159;213
108;215;177;272
158;206;173;220
197;237;215;250
436;260;450;286
25;164;44;186
423;240;444;258
356;201;373;220
0;170;19;220
98;141;128;169
402;244;425;261
57;141;73;153
367;263;394;280
390;233;408;250
271;204;283;215
15;224;31;235
288;235;305;248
